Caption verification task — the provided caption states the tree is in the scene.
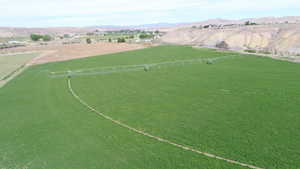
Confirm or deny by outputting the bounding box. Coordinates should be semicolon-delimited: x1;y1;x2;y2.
139;34;153;39
117;37;126;43
30;34;51;41
42;35;51;41
245;21;257;25
30;34;43;41
203;25;210;28
108;38;112;42
86;38;92;44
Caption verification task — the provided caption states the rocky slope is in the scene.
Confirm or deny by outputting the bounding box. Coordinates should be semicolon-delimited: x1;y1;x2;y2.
162;23;300;57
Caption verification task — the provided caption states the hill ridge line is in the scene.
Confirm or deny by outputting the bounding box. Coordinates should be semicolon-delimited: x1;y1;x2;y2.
67;78;264;169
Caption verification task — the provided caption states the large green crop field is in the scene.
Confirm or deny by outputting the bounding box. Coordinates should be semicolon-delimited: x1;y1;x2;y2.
0;46;300;169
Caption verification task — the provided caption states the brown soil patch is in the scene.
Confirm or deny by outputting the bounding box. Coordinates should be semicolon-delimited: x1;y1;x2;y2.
1;43;146;65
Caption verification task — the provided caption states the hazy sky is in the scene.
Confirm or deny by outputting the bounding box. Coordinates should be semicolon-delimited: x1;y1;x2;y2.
0;0;299;27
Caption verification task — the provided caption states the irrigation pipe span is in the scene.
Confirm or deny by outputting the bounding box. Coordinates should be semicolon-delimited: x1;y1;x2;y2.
53;55;236;78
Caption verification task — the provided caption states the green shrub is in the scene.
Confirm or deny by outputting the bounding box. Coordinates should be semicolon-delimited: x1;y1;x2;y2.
203;25;210;28
245;21;257;25
117;38;126;43
42;35;51;41
139;34;153;39
30;34;52;41
30;34;43;41
86;38;92;44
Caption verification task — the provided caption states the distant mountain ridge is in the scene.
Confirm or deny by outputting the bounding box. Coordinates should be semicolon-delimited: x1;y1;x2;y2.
92;23;189;29
0;16;300;37
175;16;300;29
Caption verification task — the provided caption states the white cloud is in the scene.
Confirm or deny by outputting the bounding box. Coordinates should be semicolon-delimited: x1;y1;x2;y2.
0;0;299;26
0;0;202;17
1;0;297;17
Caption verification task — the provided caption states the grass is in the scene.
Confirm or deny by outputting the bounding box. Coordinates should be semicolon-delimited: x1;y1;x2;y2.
0;46;300;169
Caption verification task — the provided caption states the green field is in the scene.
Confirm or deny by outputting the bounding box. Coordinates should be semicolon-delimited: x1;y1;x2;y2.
0;46;300;169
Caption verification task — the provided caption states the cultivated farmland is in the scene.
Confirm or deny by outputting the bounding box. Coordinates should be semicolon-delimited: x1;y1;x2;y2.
0;46;300;169
0;52;38;87
0;53;38;79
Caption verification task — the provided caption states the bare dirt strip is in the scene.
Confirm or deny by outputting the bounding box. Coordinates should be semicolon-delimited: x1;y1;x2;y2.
1;43;146;65
67;78;264;169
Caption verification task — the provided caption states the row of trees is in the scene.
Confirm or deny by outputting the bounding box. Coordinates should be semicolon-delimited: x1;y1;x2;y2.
86;37;126;44
117;37;126;43
86;37;125;44
139;33;154;39
30;34;51;41
245;21;257;26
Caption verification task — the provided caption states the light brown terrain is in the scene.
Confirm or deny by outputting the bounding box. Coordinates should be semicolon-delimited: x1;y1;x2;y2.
0;43;146;87
1;43;146;65
0;27;99;37
176;16;300;29
162;23;300;61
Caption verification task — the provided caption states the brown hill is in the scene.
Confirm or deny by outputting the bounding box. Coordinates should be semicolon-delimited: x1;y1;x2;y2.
162;23;300;59
0;27;100;37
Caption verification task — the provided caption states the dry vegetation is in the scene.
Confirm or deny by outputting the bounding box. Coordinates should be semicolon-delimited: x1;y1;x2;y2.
1;43;146;65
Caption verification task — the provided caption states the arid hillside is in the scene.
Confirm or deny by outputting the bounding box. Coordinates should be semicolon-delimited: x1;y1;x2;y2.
162;24;300;57
0;27;101;37
161;17;300;61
